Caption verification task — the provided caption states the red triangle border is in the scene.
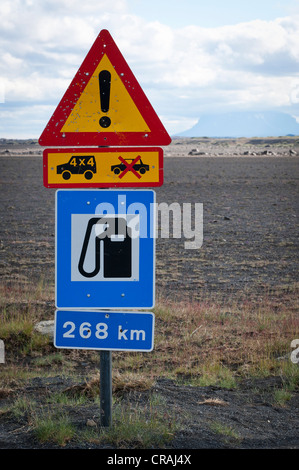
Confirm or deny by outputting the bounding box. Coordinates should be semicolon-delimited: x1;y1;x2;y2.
39;29;171;147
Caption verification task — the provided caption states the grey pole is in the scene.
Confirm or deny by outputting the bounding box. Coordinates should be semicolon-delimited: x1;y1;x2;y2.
100;350;112;427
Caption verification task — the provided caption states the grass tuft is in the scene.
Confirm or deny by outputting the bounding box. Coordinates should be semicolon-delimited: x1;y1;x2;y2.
33;412;76;446
210;420;242;444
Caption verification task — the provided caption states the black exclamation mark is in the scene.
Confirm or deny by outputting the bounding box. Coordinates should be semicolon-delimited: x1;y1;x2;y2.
99;70;111;128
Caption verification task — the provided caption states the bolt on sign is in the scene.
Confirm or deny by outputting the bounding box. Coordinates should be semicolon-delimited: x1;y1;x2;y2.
39;29;171;147
43;147;163;188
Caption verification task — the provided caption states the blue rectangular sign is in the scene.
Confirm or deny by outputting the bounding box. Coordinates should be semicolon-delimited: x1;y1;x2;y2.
54;310;155;352
55;189;155;309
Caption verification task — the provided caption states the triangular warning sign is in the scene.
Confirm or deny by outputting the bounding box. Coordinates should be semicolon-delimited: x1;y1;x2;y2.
39;29;171;147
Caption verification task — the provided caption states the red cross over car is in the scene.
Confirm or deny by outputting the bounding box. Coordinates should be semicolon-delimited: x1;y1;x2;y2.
111;158;149;175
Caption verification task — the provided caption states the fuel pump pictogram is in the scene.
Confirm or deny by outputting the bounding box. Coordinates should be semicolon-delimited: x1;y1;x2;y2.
78;216;132;278
71;214;139;282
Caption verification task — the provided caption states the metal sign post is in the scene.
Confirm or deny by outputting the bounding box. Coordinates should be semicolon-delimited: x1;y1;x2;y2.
54;308;154;427
100;351;112;427
40;28;171;428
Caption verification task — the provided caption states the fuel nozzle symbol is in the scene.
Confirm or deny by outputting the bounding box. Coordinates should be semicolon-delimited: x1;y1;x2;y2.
78;216;132;278
99;70;111;128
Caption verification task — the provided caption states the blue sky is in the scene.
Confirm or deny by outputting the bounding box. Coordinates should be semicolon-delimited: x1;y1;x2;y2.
128;0;297;28
1;0;299;138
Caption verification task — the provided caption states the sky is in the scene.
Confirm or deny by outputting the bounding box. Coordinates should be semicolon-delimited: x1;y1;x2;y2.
1;0;299;138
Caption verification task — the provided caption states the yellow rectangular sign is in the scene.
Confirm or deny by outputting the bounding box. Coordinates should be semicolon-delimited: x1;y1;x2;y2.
43;147;163;188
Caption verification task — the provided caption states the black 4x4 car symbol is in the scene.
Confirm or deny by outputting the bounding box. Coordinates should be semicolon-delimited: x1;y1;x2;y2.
57;156;96;180
111;158;149;175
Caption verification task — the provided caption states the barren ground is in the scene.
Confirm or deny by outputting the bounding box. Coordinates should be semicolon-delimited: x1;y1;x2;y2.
0;137;298;450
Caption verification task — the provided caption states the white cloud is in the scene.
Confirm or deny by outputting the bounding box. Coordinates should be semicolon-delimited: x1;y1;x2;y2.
0;103;55;138
2;52;24;69
3;74;69;102
0;1;299;136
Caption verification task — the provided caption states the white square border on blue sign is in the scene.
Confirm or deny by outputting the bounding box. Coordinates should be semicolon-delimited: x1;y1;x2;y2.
55;189;156;309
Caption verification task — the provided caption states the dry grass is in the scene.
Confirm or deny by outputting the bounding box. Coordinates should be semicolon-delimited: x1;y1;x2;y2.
112;284;299;386
0;278;54;307
197;398;229;406
0;280;298;388
0;279;298;448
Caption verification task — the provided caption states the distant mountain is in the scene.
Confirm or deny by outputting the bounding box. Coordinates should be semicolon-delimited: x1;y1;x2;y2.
176;111;299;138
